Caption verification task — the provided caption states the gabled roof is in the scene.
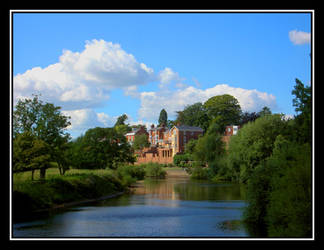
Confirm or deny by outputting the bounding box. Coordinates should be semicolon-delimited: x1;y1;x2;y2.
172;125;204;132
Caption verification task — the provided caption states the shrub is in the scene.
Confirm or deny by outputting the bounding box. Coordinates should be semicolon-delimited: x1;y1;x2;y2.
190;166;209;180
173;154;193;167
144;163;166;178
116;164;145;181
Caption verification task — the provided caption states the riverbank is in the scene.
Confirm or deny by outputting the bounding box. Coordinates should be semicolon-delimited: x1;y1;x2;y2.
12;169;126;222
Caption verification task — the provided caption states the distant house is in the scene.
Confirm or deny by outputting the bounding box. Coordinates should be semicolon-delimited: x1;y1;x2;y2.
170;125;204;156
125;126;148;145
223;125;241;146
224;125;240;136
148;124;168;147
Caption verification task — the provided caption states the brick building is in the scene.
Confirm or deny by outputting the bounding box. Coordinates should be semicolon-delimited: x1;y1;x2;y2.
125;126;148;145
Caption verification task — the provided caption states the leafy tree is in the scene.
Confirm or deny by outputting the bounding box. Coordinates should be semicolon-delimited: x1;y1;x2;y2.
193;122;225;168
258;106;272;117
239;111;260;126
132;134;150;150
291;78;312;144
175;102;210;131
13;95;71;179
114;124;132;135
203;94;242;132
70;127;135;169
158;109;168;126
114;114;128;127
227;114;287;183
13;132;51;180
185;139;198;154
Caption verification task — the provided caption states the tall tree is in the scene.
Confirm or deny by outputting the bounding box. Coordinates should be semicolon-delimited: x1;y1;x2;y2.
203;94;242;132
70;127;135;169
291;78;311;144
114;114;128;127
158;109;168;126
13;95;71;179
175;102;210;131
258;106;272;117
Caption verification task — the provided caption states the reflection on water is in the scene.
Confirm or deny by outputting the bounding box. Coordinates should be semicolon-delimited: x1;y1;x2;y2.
13;170;250;238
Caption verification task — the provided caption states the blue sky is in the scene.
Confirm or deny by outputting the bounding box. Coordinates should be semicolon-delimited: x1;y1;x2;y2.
13;11;312;138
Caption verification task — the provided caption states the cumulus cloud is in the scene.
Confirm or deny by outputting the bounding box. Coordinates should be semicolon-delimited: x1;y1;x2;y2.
137;84;277;121
289;30;311;45
62;109;117;133
13;39;155;110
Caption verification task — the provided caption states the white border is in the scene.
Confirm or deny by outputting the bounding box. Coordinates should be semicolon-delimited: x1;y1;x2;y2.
9;9;315;241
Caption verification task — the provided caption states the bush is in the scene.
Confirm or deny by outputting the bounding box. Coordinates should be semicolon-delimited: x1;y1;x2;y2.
116;164;145;181
173;153;193;167
190;166;209;180
265;142;312;237
243;138;312;237
144;163;166;178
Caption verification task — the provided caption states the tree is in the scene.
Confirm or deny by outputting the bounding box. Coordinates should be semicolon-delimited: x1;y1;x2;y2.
158;109;168;126
227;114;288;183
13;132;51;180
258;106;272;117
70;127;135;169
291;78;311;144
132;134;150;150
175;102;210;131
239;111;260;126
114;114;128;127
203;94;242;132
13;95;71;179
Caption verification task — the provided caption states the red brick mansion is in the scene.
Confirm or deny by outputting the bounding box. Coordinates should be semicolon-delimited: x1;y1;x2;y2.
125;124;239;164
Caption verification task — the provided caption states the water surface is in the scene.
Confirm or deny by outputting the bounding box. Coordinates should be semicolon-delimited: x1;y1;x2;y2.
13;170;249;238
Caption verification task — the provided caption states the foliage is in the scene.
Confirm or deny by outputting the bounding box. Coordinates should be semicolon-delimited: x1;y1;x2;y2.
13;132;51;177
184;139;198;154
13;95;71;178
173;153;193;167
291;78;312;144
69;127;135;169
265;141;312;237
203;94;242;130
116;164;145;182
114;114;128;127
114;124;132;135
227;114;287;183
193;129;225;164
175;102;210;131
258;106;272;117
190;166;209;180
143;163;167;178
158;109;168;126
13;170;125;222
132;134;150;150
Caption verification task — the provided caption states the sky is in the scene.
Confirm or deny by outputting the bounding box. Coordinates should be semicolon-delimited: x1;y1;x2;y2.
12;11;312;138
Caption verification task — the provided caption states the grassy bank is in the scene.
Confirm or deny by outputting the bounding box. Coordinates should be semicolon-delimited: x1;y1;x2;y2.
13;168;126;222
13;164;167;222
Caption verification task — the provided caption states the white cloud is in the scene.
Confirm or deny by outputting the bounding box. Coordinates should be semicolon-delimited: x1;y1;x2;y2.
289;30;311;45
13;39;155;110
157;67;185;88
138;84;277;121
62;109;117;134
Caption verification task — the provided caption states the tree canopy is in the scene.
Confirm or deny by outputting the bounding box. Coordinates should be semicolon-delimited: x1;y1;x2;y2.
203;94;242;132
13;95;71;178
158;109;168;126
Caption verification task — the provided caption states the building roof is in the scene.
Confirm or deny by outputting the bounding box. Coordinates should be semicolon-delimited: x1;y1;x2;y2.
172;125;204;132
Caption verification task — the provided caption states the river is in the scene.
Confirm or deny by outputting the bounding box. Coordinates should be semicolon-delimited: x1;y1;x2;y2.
13;169;250;238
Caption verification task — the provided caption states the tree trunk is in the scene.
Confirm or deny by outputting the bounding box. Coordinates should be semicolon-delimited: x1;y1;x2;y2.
39;168;46;180
31;170;35;181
